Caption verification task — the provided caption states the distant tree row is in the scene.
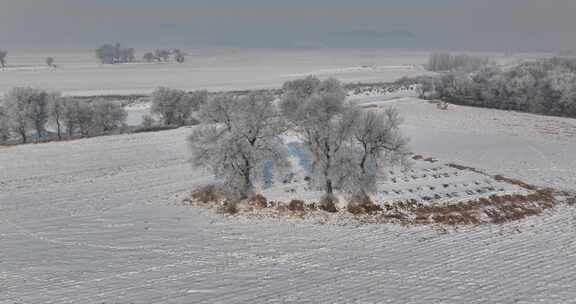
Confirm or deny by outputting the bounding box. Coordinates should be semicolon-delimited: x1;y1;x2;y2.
0;88;127;144
95;43;135;64
143;49;186;63
427;52;490;72
414;57;576;117
95;43;186;64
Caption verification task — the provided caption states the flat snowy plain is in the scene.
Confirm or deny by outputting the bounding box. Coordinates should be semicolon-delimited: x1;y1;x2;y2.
0;49;431;96
2;96;576;303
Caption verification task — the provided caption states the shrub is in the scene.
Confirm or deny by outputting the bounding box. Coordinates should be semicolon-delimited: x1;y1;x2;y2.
249;194;268;208
347;192;381;215
191;185;220;204
319;195;338;213
287;200;305;212
219;201;239;215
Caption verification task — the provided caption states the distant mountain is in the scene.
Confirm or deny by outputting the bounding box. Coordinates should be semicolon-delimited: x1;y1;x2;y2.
316;29;418;48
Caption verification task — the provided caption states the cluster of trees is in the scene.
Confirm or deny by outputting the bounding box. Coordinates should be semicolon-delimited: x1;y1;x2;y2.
423;57;576;117
150;87;207;126
95;43;135;64
143;49;186;63
0;88;127;144
189;76;409;200
427;52;490;72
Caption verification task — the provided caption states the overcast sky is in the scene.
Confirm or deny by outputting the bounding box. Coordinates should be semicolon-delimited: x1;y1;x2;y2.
1;0;575;51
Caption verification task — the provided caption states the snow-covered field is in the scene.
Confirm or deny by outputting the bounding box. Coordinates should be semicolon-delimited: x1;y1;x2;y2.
2;97;576;303
0;49;430;96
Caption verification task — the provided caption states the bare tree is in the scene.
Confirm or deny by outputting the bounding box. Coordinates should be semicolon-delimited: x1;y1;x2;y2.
75;100;96;137
4;87;50;142
96;43;135;64
0;105;11;143
143;52;155;62
96;44;116;64
281;77;409;195
0;50;7;68
280;77;351;195
91;100;127;133
173;49;185;63
45;57;55;68
347;108;409;192
151;87;207;126
190;93;289;199
48;92;65;140
154;49;171;62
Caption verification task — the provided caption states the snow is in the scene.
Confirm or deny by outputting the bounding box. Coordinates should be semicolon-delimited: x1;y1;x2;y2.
2;97;576;303
0;49;431;97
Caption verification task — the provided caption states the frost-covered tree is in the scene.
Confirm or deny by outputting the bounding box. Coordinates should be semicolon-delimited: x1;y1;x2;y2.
347;108;409;192
189;93;289;199
140;115;155;129
281;77;409;195
0;105;11;143
151;87;207;126
48;92;65;140
91;100;127;133
280;77;352;195
3;87;51;142
75;100;96;137
0;50;7;68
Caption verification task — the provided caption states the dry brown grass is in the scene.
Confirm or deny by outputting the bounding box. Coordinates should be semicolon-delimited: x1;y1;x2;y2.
218;201;239;215
191;185;220;204
248;194;268;208
412;189;556;226
494;175;538;191
446;163;485;174
346;192;382;215
287;200;305;212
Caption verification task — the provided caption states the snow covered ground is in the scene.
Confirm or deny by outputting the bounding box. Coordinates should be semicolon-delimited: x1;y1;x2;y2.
0;49;431;96
1;97;576;303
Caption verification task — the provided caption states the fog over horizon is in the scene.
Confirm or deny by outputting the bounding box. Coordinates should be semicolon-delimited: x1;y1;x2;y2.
1;0;576;52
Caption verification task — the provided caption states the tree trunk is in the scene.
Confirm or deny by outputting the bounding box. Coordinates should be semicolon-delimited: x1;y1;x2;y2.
35;122;43;139
325;178;333;196
20;130;27;143
56;117;62;140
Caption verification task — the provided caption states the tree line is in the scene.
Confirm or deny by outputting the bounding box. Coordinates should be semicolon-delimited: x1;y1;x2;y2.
0;88;128;144
189;76;409;202
0;86;210;144
95;43;186;64
416;57;576;117
426;52;490;72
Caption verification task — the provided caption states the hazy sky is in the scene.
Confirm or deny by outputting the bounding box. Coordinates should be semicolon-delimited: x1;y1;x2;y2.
1;0;575;51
